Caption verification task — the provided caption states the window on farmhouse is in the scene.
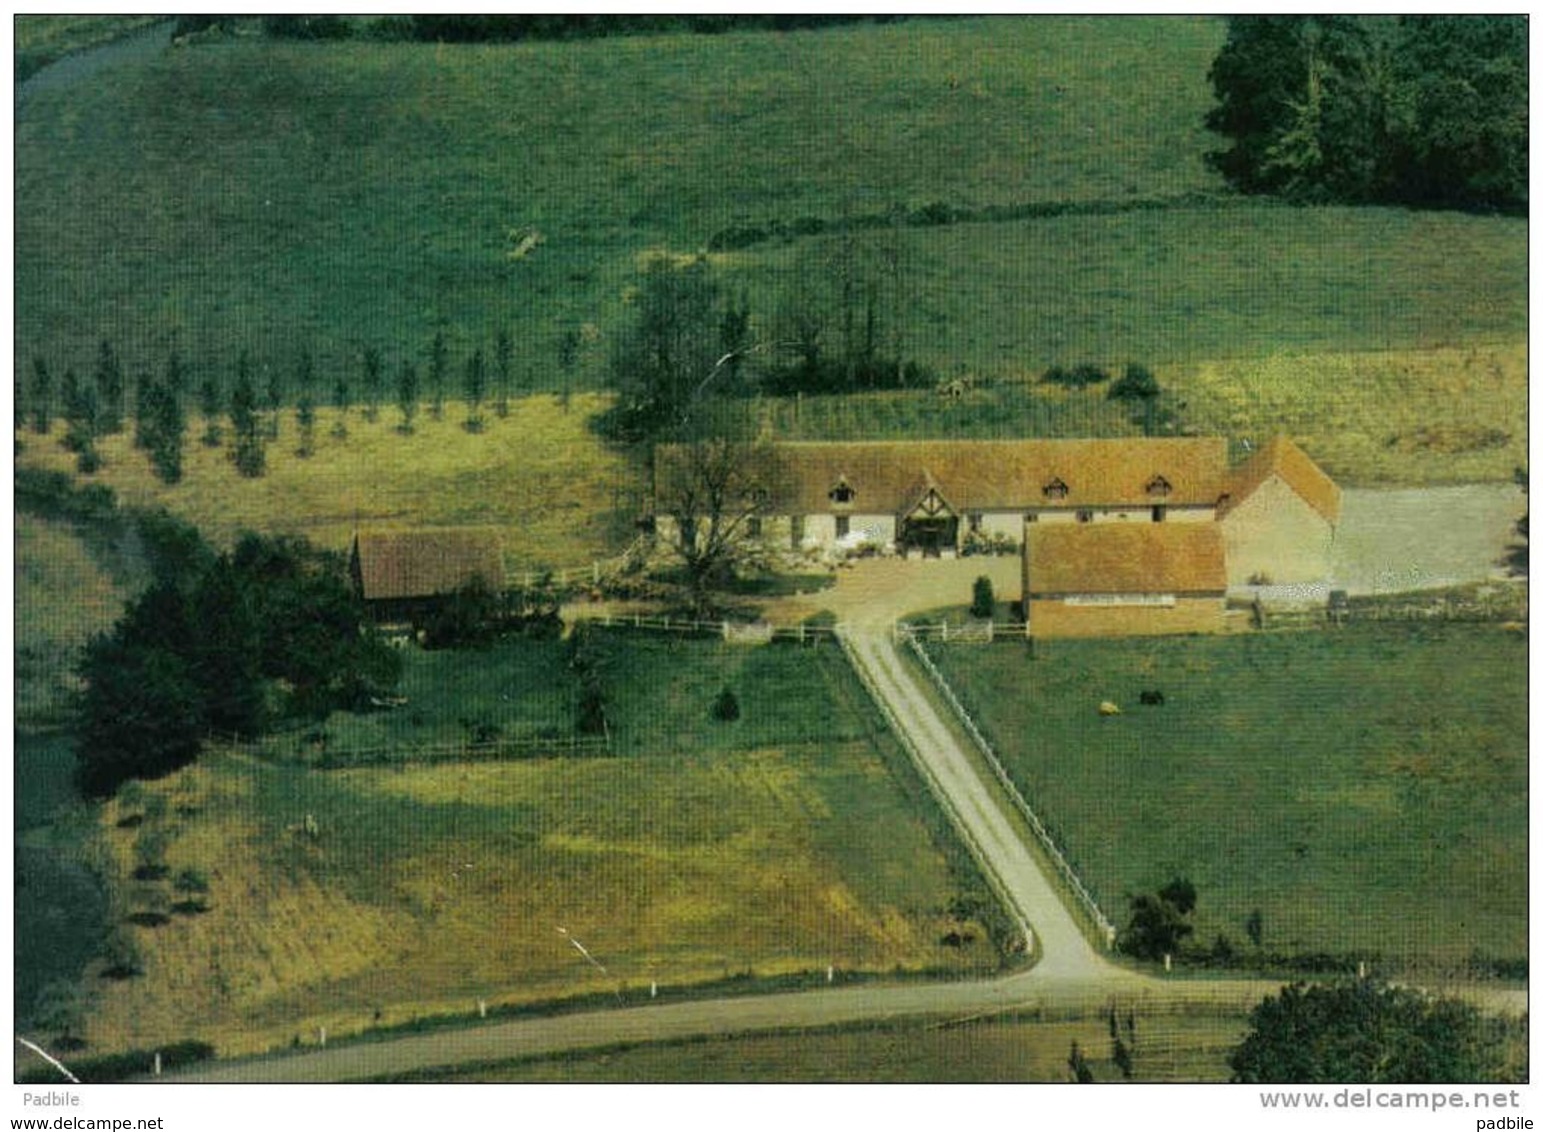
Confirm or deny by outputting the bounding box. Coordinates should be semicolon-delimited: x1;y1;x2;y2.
747;516;762;539
835;515;850;539
1043;478;1069;500
967;512;982;533
1076;509;1093;523
1146;475;1172;497
829;480;855;504
790;515;805;548
1024;512;1039;523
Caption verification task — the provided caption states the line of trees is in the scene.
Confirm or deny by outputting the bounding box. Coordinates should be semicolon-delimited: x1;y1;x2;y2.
1206;16;1526;211
222;14;909;44
18;328;555;482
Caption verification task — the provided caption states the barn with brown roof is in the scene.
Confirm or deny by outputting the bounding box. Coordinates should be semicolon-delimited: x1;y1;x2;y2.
1217;436;1342;586
1024;523;1230;638
349;529;505;622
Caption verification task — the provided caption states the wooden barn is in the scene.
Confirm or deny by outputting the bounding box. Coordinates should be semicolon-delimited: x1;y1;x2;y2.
1023;522;1230;638
349;529;505;622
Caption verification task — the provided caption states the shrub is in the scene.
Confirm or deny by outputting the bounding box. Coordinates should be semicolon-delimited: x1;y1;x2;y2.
971;575;995;619
1041;363;1109;387
712;686;741;722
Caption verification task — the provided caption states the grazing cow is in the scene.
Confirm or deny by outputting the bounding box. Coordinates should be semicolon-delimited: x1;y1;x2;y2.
1098;701;1121;716
1139;690;1165;706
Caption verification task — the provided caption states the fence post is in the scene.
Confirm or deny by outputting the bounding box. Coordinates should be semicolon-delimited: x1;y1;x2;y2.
593;561;601;584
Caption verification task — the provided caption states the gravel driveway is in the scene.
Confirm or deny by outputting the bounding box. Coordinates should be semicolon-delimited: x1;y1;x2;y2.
1330;484;1524;594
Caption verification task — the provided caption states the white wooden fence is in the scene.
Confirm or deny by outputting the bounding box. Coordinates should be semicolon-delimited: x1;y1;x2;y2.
510;535;652;591
835;628;1037;962
901;628;1118;949
896;619;1029;643
573;611;842;644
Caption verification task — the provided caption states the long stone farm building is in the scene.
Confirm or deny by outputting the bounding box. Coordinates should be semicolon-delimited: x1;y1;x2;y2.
654;435;1341;637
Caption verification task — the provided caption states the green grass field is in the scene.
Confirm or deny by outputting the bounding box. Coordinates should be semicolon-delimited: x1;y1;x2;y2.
15;16;1525;485
15;17;1227;377
80;633;1001;1057
930;625;1527;971
411;1010;1247;1082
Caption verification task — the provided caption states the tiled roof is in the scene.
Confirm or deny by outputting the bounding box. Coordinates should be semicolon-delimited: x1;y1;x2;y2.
1026;522;1228;595
1220;435;1342;524
350;529;504;601
657;438;1230;514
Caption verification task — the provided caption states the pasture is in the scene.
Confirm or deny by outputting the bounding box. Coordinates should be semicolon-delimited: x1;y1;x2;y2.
78;634;1001;1057
929;625;1527;971
14;393;640;570
15;16;1225;378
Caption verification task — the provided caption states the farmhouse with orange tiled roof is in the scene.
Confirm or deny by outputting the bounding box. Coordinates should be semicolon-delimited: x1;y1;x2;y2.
655;435;1340;637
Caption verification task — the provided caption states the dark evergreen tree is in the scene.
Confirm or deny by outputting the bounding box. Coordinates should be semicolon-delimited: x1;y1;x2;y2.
331;369;351;439
95;340;125;433
361;346;382;422
494;327;513;417
396;360;419;434
230;351;265;477
132;372;153;449
28;357;52;435
295;393;316;457
58;369;83;450
198;375;224;447
146;376;185;485
76;582;204;796
428;331;448;420
463;347;486;431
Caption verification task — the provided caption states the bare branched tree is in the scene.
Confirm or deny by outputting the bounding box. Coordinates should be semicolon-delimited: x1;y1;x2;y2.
658;435;782;615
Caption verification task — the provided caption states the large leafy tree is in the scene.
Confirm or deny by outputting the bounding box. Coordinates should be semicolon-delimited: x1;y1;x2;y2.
1206;15;1525;211
604;255;727;441
1231;981;1522;1083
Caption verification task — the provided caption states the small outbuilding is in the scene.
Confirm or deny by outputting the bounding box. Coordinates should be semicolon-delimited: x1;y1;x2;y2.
1024;522;1229;638
349;528;505;622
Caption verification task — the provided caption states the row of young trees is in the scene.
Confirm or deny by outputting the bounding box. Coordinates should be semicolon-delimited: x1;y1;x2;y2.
20;327;584;483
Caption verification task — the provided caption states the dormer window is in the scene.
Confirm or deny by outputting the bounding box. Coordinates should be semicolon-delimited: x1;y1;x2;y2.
1042;477;1069;501
829;478;856;505
1146;475;1172;498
